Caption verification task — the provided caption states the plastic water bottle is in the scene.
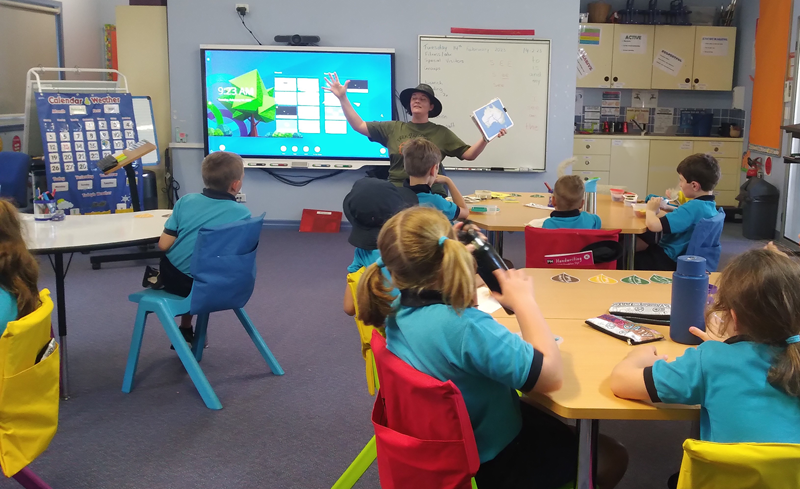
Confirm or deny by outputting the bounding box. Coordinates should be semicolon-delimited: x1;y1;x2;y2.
670;256;709;345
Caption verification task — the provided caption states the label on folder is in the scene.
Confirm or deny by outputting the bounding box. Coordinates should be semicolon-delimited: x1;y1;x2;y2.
471;98;513;142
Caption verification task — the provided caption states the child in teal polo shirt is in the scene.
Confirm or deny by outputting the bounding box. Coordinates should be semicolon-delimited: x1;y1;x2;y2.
342;177;416;316
542;175;602;230
356;206;628;489
611;249;800;487
155;151;251;346
635;154;721;271
401;137;469;221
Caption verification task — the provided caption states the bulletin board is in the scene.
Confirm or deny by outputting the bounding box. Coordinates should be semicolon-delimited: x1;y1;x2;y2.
748;0;793;155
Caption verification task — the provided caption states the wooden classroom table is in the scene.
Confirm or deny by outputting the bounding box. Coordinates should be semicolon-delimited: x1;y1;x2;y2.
467;193;647;269
493;268;720;489
491;269;719;320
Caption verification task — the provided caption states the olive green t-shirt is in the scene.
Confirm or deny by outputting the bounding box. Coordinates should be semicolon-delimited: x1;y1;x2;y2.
366;121;471;187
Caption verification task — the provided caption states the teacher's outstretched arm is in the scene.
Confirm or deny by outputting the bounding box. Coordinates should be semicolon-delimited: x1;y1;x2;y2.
324;72;369;137
461;128;507;161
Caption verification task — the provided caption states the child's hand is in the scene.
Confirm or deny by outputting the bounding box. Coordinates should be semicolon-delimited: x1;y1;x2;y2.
434;175;452;185
624;345;668;368
494;128;507;139
689;324;729;343
491;269;536;311
765;241;788;257
647;197;662;212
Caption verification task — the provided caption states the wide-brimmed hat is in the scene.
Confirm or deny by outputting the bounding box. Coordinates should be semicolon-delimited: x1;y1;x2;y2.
399;84;442;118
343;177;418;250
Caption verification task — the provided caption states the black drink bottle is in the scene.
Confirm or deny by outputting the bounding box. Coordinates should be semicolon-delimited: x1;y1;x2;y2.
458;224;513;314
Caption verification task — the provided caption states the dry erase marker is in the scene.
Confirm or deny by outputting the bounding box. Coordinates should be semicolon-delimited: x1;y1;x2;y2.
334;164;352;168
312;163;330;167
269;163;288;167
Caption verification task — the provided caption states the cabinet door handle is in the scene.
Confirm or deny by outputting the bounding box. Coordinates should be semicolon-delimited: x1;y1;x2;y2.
604;76;610;82
586;144;591;149
613;76;619;82
585;160;590;165
694;78;700;84
714;147;719;152
685;78;691;83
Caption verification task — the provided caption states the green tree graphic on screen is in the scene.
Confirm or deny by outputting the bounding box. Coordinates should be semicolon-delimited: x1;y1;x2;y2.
218;70;276;137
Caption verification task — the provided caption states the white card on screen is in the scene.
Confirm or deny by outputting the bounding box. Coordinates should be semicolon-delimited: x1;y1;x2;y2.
471;98;513;142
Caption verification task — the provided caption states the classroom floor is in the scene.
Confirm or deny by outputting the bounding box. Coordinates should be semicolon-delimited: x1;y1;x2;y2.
7;223;766;489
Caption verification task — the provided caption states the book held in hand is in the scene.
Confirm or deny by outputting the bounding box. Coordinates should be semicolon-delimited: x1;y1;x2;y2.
471;98;513;141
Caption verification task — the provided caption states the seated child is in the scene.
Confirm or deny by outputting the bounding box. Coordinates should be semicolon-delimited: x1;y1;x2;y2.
342;177;416;316
358;206;628;489
156;151;251;346
542;175;602;229
401;137;469;221
610;249;800;485
0;199;41;333
635;154;721;271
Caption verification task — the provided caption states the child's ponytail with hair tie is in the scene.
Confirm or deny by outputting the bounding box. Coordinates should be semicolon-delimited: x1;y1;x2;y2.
356;260;394;327
786;335;800;345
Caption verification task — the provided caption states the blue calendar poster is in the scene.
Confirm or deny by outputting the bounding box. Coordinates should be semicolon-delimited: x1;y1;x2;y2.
35;93;143;215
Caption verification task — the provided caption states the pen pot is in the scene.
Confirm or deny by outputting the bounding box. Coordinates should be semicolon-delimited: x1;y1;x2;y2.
34;200;58;221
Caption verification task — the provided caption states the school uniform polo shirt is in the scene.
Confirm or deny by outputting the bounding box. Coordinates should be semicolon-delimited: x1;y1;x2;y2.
163;188;251;276
404;182;460;221
347;248;382;273
385;290;542;463
644;336;800;443
542;209;602;230
0;287;18;337
657;195;719;261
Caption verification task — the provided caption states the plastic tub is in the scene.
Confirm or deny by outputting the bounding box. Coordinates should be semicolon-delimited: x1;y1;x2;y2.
470;205;499;214
610;188;625;202
632;203;647;218
623;193;638;206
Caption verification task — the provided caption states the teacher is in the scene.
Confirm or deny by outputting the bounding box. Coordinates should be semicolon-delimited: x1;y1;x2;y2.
324;73;504;196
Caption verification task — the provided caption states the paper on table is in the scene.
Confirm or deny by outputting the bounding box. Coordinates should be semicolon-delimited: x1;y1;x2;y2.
476;286;502;314
526;217;547;228
525;202;555;210
515;331;564;346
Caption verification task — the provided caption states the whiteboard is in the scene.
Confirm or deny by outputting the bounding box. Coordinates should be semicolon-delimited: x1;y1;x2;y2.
132;96;160;166
419;36;550;172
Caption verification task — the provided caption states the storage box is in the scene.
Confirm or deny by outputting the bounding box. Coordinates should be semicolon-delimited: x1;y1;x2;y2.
299;209;342;233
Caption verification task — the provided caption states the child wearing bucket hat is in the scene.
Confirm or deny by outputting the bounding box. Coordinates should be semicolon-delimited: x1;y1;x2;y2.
342;177;417;316
324;73;505;196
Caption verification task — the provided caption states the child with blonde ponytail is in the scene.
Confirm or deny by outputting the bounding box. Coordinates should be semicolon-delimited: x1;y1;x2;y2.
612;248;800;444
358;206;628;489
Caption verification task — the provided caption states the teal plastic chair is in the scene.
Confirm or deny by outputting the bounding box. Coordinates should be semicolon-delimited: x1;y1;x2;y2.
122;213;284;409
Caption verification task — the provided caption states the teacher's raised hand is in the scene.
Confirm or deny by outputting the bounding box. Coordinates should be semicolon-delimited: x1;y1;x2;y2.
323;72;349;99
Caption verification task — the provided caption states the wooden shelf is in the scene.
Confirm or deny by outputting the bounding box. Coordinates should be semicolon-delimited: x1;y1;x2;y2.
781;124;800;139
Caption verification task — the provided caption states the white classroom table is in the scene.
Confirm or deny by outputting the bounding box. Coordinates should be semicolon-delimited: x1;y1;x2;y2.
23;210;170;397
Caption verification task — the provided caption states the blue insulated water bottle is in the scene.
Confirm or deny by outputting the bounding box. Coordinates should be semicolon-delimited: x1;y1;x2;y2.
670;256;709;345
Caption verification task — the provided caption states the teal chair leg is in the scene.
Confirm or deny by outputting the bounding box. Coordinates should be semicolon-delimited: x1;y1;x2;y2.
332;436;377;489
193;313;210;362
122;307;150;393
156;306;222;410
234;308;284;376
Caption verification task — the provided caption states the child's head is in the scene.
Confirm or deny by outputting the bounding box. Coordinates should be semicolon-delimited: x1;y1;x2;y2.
357;207;475;326
402;137;441;180
343;177;416;250
676;154;720;197
0;200;40;318
202;151;244;194
706;249;800;398
552;175;585;211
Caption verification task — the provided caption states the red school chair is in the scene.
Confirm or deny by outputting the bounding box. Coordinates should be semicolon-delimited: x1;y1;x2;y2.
370;330;480;489
525;227;622;270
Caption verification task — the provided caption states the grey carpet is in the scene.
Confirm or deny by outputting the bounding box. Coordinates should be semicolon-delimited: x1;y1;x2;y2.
2;223;765;489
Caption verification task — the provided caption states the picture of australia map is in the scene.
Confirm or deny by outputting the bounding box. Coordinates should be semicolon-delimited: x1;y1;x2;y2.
472;98;514;141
